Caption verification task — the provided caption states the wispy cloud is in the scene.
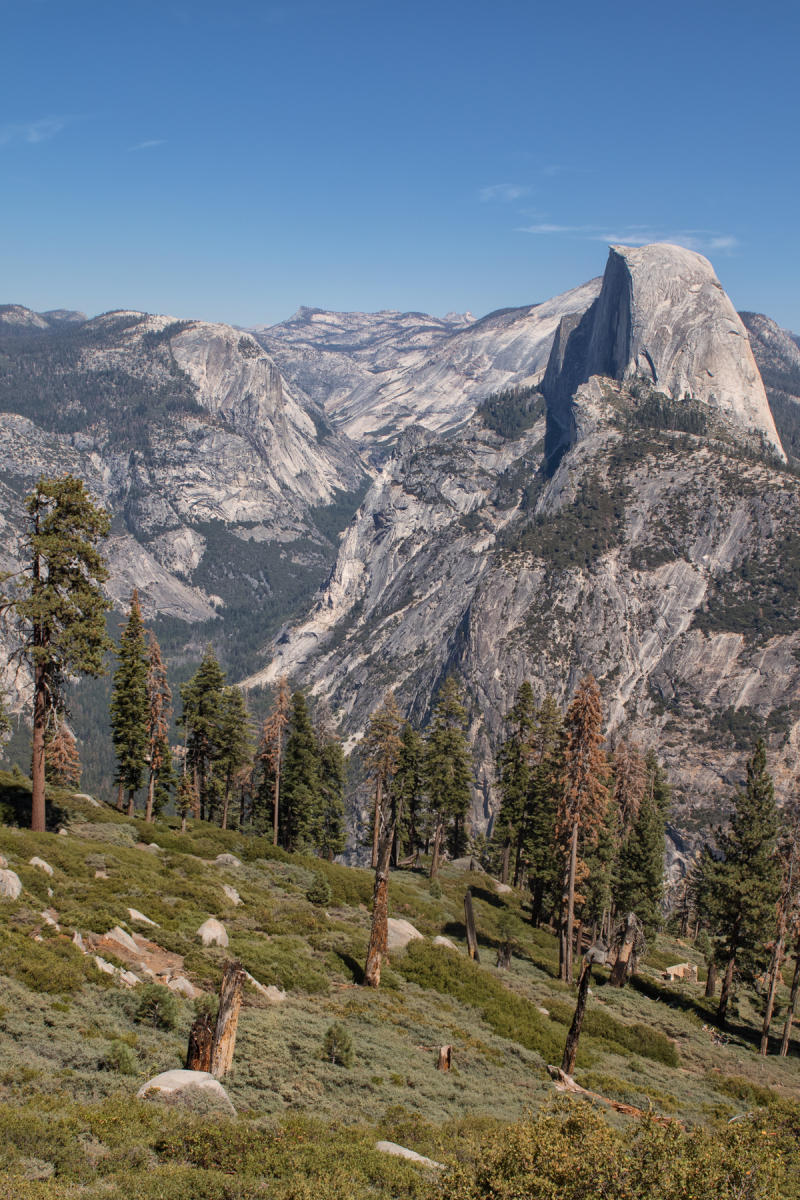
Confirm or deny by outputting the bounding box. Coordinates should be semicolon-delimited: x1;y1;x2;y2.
128;138;167;152
0;115;69;146
517;223;739;253
479;182;532;203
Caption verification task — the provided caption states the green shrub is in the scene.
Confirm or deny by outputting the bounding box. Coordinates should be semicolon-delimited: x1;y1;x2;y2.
322;1023;354;1067
102;1040;138;1075
306;874;332;907
135;984;180;1030
429;880;442;900
0;929;91;994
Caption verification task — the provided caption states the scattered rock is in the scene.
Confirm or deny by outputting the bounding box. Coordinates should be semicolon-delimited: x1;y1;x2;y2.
72;931;85;951
29;856;54;876
387;918;424;952
243;969;286;1003
433;935;459;951
664;962;698;983
222;884;242;906
57;829;68;837
47;887;54;897
494;881;513;895
119;969;142;987
128;908;158;927
197;917;229;948
72;793;101;808
20;1157;55;1181
136;842;161;854
148;843;161;852
537;1006;550;1017
166;975;202;999
375;1142;444;1170
94;956;116;976
137;1070;235;1116
0;869;22;900
41;909;60;929
215;853;242;868
95;870;109;879
105;926;141;954
450;856;484;873
0;855;7;868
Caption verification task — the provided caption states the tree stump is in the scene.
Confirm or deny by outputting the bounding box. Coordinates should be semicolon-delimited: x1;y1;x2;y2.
436;1045;452;1071
210;961;246;1079
464;888;480;962
496;943;512;969
185;1011;214;1072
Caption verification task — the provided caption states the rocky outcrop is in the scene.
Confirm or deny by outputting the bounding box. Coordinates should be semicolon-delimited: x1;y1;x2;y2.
543;244;785;465
741;310;800;463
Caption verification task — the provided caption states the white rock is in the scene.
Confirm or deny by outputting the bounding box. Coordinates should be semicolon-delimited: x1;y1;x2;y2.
29;856;54;876
95;870;108;879
73;930;85;951
47;887;54;897
197;917;229;947
128;908;158;927
387;918;424;952
222;884;242;906
215;853;242;868
0;869;22;900
119;970;142;987
537;1006;550;1017
375;1141;444;1170
433;935;459;951
73;793;101;808
166;975;201;999
105;926;140;954
57;829;68;837
243;970;286;1003
137;1069;235;1115
94;956;116;976
494;881;513;895
0;855;7;868
41;910;60;929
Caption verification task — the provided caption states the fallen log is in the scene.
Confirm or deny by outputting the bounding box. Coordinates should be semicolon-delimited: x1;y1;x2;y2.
546;1065;683;1128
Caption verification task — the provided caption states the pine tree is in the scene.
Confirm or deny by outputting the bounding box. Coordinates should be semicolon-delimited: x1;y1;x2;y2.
708;739;782;1025
14;475;111;832
217;687;252;830
144;631;172;823
175;771;199;834
614;750;667;936
760;797;800;1054
524;695;564;922
45;718;81;788
317;733;346;860
424;677;473;878
395;722;424;863
109;590;149;817
280;691;322;851
180;647;226;822
556;675;609;982
364;692;403;868
494;681;536;885
258;676;291;845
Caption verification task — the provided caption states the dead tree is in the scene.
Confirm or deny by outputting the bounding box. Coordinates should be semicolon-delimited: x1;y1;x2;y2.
436;1045;452;1071
210;961;246;1078
780;931;800;1056
464;888;480;962
560;941;608;1074
185;1011;214;1072
609;912;646;987
364;824;394;988
704;959;717;998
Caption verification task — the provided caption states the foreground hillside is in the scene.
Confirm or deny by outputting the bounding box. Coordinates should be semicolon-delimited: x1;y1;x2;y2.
1;782;799;1197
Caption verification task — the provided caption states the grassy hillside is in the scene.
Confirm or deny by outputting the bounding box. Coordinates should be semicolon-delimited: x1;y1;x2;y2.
1;776;799;1198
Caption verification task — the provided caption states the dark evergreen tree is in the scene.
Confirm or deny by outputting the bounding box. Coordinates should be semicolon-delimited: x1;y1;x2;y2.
317;733;347;860
217;687;252;830
494;681;536;885
144;631;172;823
109;590;149;817
14;475;111;832
180;647;226;822
423;677;473;878
707;739;782;1024
525;695;564;923
280;691;322;851
614;751;668;936
258;676;291;845
395;722;424;863
363;692;403;868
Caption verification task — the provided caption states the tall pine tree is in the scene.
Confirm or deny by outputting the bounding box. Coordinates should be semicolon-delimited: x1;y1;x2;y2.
144;631;172;823
280;691;322;852
364;692;403;868
109;590;149;817
424;677;473;878
180;647;226;822
258;676;291;845
494;681;536;885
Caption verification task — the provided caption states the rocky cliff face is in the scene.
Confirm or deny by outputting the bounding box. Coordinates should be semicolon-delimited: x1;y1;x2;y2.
740;310;800;465
543;244;785;466
258;282;600;455
0;308;369;696
245;247;800;854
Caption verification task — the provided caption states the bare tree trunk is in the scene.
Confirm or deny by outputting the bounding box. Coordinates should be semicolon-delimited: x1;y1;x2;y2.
717;951;736;1026
210;961;246;1079
144;769;155;823
559;821;578;983
496;943;511;969
464;888;480;962
501;840;511;885
116;780;124;812
126;788;135;818
760;946;784;1056
364;826;394;988
436;1046;452;1071
221;770;231;831
513;831;524;888
186;1012;214;1071
371;777;383;870
561;952;595;1075
780;937;800;1056
609;913;637;987
429;819;444;879
705;959;717;998
272;754;280;847
31;662;47;833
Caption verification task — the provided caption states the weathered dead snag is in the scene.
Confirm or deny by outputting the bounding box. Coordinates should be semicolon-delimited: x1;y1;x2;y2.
210;960;246;1079
185;1011;214;1072
464;888;480;962
609;912;646;987
560;941;607;1075
436;1045;452;1071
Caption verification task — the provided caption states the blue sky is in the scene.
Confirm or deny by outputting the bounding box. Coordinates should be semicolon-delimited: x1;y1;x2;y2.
2;0;798;329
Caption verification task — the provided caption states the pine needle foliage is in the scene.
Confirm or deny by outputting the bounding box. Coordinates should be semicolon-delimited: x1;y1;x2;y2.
109;590;149;814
